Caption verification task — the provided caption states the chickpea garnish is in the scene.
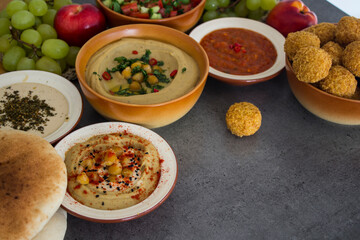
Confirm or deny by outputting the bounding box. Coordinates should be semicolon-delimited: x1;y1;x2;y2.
103;150;118;166
122;168;133;177
147;75;159;85
121;66;131;79
129;81;142;91
108;163;122;175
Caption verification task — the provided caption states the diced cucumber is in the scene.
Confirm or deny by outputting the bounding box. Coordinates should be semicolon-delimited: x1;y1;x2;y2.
116;0;124;4
150;6;160;13
150;13;162;19
140;6;149;13
102;0;112;7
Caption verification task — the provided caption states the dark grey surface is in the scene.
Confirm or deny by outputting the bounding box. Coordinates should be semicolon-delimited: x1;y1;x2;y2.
65;0;360;239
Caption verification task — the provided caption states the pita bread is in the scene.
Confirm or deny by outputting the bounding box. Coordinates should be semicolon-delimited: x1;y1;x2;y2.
0;130;67;240
33;208;67;240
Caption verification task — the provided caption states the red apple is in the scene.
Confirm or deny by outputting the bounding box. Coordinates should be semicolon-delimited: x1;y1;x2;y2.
54;4;106;47
266;0;317;37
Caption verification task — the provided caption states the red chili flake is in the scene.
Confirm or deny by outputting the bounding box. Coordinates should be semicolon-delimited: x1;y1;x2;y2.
159;159;164;163
234;46;241;53
103;136;109;140
74;184;81;190
170;69;178;78
149;58;157;66
83;190;88;194
132;50;138;54
242;49;247;53
229;44;234;49
153;89;159;92
234;42;241;47
102;71;111;80
109;90;115;95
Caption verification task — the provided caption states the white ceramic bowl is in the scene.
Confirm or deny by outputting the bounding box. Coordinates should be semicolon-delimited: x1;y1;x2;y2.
189;17;286;86
55;122;178;222
0;70;83;144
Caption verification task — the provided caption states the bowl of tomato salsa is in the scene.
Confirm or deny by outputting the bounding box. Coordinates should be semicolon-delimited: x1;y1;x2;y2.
96;0;205;32
189;17;286;86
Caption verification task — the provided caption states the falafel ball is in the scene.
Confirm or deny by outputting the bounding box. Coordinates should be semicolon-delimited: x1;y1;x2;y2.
284;31;320;61
321;41;343;65
319;65;357;98
335;16;360;46
304;22;336;46
341;40;360;77
226;102;261;137
292;46;332;83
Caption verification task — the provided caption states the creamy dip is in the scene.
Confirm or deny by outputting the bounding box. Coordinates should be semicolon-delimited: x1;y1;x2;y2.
0;82;69;138
85;38;200;105
65;132;161;210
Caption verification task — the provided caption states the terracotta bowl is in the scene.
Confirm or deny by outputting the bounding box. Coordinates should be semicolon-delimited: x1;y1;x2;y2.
286;57;360;125
96;0;205;32
76;24;209;129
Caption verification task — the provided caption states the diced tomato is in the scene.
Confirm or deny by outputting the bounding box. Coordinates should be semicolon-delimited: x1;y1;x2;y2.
149;58;157;66
129;11;150;18
102;71;112;80
179;3;192;13
158;0;164;8
121;2;138;15
191;0;202;7
159;8;169;18
170;10;177;17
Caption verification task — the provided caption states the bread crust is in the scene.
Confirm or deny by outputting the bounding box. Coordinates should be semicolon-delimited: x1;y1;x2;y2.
0;130;67;240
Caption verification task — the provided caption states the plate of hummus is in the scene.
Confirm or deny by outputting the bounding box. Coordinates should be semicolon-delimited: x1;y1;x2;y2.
0;70;83;144
55;122;178;222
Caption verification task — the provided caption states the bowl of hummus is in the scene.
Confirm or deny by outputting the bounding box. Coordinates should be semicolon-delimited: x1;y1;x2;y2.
55;122;177;222
76;24;209;128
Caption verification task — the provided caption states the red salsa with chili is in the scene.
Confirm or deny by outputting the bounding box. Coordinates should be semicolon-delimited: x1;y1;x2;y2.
200;28;277;75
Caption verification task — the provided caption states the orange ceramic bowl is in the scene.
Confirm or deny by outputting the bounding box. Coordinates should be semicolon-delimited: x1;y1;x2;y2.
76;24;209;129
286;57;360;125
96;0;205;32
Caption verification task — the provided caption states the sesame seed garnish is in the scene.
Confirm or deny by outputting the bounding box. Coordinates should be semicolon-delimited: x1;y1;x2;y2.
103;191;106;194
102;202;104;205
117;187;120;191
131;189;134;192
95;195;99;198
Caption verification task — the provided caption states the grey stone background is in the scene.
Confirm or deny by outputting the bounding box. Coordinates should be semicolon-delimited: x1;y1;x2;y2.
65;0;360;239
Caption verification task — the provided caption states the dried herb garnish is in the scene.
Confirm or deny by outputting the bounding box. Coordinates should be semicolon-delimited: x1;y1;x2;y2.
0;87;56;133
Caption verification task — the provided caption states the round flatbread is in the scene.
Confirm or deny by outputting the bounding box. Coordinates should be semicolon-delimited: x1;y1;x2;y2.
0;130;67;240
33;208;67;240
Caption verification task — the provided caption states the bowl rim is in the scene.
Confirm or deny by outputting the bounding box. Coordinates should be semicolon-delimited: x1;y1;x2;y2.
55;121;178;223
286;56;360;103
96;0;205;23
189;17;286;84
76;24;209;107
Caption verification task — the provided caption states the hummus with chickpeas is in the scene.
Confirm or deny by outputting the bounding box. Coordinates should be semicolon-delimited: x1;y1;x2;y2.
65;132;161;210
85;38;200;105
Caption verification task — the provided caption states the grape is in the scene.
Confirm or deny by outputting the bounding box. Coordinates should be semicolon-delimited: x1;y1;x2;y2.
53;0;73;11
202;10;219;22
29;0;48;17
42;9;57;27
235;0;248;17
0;34;17;52
260;0;277;10
37;24;57;41
34;16;42;28
204;0;219;11
41;39;69;59
0;18;11;37
6;0;28;17
65;46;80;67
16;57;36;70
248;8;265;20
217;0;230;8
227;11;237;17
35;56;62;75
57;58;67;72
0;10;10;19
246;0;261;10
20;29;42;48
11;10;35;30
3;46;26;71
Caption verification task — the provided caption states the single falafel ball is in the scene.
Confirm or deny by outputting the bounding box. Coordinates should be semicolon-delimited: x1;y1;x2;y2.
319;65;357;98
335;16;360;46
304;22;336;46
321;41;343;65
284;31;320;61
292;46;332;83
341;40;360;77
226;102;261;137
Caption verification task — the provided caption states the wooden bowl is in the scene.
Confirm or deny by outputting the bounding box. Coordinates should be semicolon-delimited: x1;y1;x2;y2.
96;0;205;32
76;24;209;128
286;57;360;125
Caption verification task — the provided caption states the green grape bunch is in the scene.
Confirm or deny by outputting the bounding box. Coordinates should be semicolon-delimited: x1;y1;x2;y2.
202;0;278;22
0;0;80;75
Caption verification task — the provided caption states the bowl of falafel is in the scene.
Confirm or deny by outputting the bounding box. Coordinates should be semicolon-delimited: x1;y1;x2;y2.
284;16;360;125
